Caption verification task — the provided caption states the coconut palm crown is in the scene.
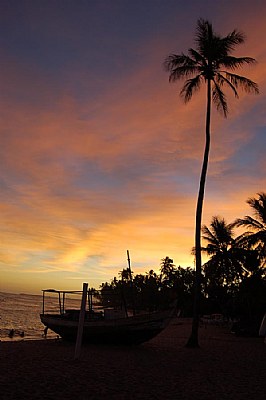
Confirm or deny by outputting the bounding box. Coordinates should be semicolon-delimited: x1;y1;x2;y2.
164;18;259;116
201;216;246;287
164;19;259;348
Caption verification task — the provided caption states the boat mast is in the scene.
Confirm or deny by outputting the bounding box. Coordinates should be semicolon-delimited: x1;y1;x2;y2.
127;250;133;281
127;250;136;315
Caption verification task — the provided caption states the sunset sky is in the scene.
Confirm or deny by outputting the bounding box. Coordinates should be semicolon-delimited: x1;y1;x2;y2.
1;0;266;294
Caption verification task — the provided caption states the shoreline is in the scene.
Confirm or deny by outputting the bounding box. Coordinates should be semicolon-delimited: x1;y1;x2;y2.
1;318;265;400
0;330;59;343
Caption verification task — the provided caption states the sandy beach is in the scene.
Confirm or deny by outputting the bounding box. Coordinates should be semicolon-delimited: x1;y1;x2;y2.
1;318;265;400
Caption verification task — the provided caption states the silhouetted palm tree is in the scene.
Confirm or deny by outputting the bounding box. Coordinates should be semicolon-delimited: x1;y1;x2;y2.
164;19;259;347
234;193;266;265
202;216;245;290
119;267;133;282
160;256;175;286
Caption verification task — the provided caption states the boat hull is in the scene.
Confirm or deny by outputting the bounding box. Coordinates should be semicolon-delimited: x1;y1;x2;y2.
40;309;173;345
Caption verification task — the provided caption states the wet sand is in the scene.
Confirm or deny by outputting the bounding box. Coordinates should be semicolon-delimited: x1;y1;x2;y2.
0;318;265;399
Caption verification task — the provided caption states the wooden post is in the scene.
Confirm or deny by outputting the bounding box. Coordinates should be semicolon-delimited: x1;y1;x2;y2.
58;292;62;314
74;282;88;360
42;291;45;314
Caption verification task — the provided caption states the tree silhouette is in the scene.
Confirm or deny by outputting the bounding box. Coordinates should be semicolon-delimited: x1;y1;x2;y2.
201;216;248;315
164;19;259;347
202;216;245;288
160;256;175;286
234;192;266;265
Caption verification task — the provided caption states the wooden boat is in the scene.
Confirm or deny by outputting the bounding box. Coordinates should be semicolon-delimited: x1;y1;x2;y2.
40;288;176;345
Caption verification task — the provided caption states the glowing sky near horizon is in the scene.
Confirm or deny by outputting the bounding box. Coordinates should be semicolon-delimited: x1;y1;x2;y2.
1;0;266;294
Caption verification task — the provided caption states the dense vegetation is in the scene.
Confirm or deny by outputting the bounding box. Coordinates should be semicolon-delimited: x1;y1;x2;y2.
99;193;266;333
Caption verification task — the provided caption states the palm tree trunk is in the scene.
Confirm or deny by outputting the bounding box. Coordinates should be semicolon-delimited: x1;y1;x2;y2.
186;78;211;348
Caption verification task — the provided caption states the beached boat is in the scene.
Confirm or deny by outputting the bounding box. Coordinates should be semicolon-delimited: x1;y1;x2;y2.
40;288;176;345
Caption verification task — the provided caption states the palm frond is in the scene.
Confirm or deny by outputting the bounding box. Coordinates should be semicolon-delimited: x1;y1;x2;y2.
247;193;266;222
233;194;266;244
212;80;228;117
234;216;265;230
225;72;259;94
253;232;266;246
201;225;219;246
216;73;239;98
168;65;201;82
202;217;235;253
180;75;203;102
204;244;220;256
164;53;196;70
220;30;245;53
164;53;200;82
238;232;266;253
195;19;216;56
211;216;234;243
220;56;257;70
188;48;206;65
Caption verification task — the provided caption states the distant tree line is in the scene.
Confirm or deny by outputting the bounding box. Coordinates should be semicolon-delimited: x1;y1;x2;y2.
98;193;266;330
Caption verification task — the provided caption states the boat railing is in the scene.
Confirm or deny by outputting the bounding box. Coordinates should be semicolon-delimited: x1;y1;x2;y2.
42;289;89;315
41;288;128;316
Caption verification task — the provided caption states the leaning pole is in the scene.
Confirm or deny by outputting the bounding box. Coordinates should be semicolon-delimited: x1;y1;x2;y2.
74;282;88;360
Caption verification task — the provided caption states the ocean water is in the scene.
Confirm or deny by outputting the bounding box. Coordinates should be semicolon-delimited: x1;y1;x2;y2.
0;292;45;341
0;291;82;341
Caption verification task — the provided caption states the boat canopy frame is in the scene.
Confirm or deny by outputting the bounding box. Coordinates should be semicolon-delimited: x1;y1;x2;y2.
42;289;95;315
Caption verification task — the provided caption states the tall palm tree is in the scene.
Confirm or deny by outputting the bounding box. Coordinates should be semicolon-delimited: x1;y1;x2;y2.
234;193;266;265
164;19;259;347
